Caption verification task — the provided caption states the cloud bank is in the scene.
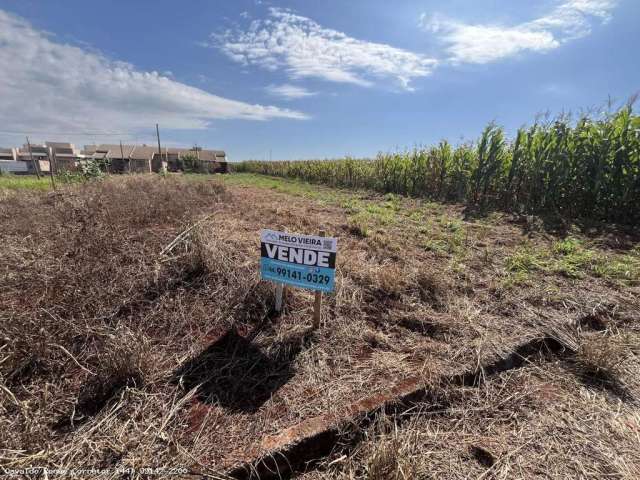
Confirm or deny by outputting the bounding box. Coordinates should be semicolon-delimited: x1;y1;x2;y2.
214;7;437;91
0;9;305;143
420;0;617;64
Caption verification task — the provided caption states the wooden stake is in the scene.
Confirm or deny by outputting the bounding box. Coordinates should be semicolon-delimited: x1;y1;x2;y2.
313;230;326;329
120;140;129;174
275;282;284;313
156;123;162;173
47;146;56;190
26;136;40;179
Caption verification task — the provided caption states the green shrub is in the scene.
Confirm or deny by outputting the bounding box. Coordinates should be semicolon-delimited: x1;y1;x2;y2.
180;153;200;173
78;158;110;179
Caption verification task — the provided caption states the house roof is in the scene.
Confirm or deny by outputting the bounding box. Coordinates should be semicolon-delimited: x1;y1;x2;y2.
130;146;158;160
83;144;130;156
82;144;226;161
164;147;226;159
20;144;48;154
196;150;226;162
83;144;150;160
46;142;75;149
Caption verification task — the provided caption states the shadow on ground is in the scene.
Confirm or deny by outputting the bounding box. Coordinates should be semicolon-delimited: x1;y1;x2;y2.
173;327;313;413
564;360;636;404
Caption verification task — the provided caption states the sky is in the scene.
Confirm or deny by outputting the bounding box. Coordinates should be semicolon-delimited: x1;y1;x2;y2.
0;0;638;161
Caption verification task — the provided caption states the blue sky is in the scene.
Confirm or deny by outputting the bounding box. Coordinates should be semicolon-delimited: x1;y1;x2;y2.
0;0;637;160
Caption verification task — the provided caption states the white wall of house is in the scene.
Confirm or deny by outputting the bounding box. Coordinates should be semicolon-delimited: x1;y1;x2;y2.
0;160;29;173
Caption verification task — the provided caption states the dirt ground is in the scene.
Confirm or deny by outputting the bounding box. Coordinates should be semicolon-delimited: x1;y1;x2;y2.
1;173;639;478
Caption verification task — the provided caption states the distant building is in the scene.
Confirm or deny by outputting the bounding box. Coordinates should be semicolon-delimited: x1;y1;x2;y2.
82;144;155;173
0;147;17;161
83;144;227;174
17;143;50;174
165;147;227;173
46;142;81;172
0;147;28;174
1;141;227;176
0;160;29;174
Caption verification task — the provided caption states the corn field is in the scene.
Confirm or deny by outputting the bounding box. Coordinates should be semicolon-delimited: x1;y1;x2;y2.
235;104;640;223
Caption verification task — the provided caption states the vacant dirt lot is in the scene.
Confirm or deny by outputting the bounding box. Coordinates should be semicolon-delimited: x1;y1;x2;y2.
1;173;639;478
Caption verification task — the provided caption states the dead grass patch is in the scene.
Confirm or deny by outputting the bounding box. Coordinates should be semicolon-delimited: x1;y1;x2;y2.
302;359;640;480
1;175;638;476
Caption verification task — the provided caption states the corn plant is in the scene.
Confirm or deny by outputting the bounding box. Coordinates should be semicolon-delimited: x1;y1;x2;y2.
233;104;640;223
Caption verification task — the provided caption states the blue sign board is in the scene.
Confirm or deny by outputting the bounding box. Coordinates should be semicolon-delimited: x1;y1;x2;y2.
260;229;337;292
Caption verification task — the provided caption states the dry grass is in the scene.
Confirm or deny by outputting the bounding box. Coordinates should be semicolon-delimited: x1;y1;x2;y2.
0;175;238;473
302;336;640;479
1;173;639;477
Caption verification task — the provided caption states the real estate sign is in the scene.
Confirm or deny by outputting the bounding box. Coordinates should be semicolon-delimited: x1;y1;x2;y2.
260;229;337;292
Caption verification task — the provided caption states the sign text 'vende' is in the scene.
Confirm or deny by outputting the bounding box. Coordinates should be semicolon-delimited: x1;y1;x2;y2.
260;229;337;292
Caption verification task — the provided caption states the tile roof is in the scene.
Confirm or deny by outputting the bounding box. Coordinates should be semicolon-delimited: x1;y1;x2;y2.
82;145;226;161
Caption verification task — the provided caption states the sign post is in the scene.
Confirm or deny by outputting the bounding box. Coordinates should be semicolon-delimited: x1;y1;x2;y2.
274;282;284;312
313;230;326;328
260;229;337;327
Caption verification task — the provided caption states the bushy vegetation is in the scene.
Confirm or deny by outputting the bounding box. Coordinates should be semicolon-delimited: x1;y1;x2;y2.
235;104;640;223
78;156;111;179
178;153;200;173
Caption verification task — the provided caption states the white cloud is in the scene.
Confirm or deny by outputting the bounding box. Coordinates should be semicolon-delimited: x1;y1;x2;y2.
0;9;306;144
420;0;617;64
213;7;437;91
266;83;317;100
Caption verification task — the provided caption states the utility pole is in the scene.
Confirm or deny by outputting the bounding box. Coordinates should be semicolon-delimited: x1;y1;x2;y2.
25;136;40;179
155;123;162;173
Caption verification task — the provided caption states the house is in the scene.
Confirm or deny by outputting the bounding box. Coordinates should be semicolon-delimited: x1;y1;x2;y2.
0;147;27;174
82;144;227;174
82;145;111;165
194;148;228;173
0;148;29;174
46;142;80;172
0;141;227;176
162;148;183;172
150;148;168;173
82;144;155;173
163;147;228;173
83;144;122;171
0;147;17;161
0;160;29;174
17;143;50;174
